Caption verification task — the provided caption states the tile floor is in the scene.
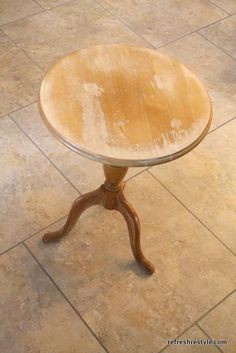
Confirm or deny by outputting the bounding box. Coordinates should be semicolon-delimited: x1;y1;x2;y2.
0;1;235;352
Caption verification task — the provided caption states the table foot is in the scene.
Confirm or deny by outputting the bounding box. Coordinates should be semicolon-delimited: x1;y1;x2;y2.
43;186;104;243
115;191;155;274
42;164;155;275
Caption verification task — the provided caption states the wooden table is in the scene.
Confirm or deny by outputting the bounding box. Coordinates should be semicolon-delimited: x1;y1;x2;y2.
39;44;212;274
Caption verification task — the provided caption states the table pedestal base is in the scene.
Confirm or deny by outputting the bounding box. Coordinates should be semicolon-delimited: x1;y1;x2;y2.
43;164;155;274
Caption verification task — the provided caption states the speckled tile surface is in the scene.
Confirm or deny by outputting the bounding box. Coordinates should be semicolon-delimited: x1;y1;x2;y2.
0;0;42;26
0;244;106;353
200;14;236;59
0;117;78;253
0;45;42;117
159;33;236;129
100;0;227;47
199;291;236;353
26;172;236;353
2;0;151;71
150;119;236;253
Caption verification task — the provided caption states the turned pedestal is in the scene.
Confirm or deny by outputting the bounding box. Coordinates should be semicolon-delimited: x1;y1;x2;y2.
43;164;155;274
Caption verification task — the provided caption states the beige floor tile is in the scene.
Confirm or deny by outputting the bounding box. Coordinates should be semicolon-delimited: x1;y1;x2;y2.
26;171;236;353
11;104;147;193
0;0;42;26
159;33;236;129
100;0;227;47
0;45;43;117
0;117;78;253
211;0;236;14
200;15;236;59
150;119;236;253
163;325;220;353
0;244;105;353
2;0;151;71
199;291;236;353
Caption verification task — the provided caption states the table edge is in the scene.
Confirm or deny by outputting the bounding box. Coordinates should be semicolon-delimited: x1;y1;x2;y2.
38;98;212;167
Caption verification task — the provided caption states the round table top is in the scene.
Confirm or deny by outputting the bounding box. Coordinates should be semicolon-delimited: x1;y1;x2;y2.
39;44;212;167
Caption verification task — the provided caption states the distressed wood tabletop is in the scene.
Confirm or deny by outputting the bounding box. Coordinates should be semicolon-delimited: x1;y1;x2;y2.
39;44;212;167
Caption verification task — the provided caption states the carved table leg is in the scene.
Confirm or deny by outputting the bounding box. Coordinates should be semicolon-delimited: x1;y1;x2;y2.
42;164;155;274
115;191;155;274
43;186;104;242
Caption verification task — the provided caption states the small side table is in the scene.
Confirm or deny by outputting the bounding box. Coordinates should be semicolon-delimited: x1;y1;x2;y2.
39;44;212;274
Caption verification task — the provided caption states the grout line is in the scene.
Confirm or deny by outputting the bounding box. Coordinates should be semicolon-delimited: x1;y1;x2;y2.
1;0;231;78
0;0;232;63
96;0;231;52
1;0;77;72
196;324;224;353
208;0;231;15
0;0;77;29
0;9;45;28
0;113;10;120
0;101;37;120
23;242;110;353
98;0;231;52
8;101;37;114
0;215;67;257
35;0;76;11
9;115;82;195
32;0;45;10
156;30;201;49
24;215;67;243
157;288;236;353
148;170;236;258
126;166;151;182
198;31;236;62
156;14;231;50
2;30;45;72
208;116;236;135
0;242;25;258
94;0;156;49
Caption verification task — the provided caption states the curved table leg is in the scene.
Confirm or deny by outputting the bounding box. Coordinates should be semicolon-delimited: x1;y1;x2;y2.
43;186;104;243
115;191;155;274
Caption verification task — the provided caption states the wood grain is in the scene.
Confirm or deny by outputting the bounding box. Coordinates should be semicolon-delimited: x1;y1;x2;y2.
39;44;212;167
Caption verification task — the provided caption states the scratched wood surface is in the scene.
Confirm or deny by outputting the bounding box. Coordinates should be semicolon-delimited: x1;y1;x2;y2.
39;44;212;167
